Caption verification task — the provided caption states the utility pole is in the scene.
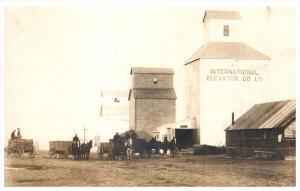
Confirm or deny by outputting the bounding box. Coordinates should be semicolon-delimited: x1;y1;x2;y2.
83;127;88;144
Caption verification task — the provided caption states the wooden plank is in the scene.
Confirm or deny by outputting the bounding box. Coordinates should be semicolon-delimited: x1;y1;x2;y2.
49;141;73;152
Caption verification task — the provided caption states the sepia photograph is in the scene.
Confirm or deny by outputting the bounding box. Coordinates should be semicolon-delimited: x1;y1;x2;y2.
0;0;298;189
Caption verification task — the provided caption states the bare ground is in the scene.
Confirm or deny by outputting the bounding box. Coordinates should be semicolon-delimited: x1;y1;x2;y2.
4;150;295;187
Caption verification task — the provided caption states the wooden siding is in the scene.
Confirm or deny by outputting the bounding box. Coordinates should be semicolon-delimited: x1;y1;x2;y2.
132;73;173;89
226;128;296;158
135;99;176;135
226;129;286;148
129;96;135;130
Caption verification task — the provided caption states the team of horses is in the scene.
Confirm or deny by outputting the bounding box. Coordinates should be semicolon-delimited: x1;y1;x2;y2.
97;133;177;160
70;131;178;161
71;140;93;160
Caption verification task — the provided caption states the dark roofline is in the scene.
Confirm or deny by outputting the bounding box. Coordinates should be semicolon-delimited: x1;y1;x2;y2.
225;99;296;131
225;111;296;131
130;67;174;75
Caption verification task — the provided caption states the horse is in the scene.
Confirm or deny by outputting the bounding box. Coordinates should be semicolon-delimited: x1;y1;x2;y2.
158;138;177;158
168;138;177;158
125;137;134;160
72;141;81;160
162;140;168;157
135;139;146;158
146;138;161;158
80;140;93;160
113;137;126;160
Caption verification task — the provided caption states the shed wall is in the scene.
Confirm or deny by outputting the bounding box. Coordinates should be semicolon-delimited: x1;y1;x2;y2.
226;127;296;158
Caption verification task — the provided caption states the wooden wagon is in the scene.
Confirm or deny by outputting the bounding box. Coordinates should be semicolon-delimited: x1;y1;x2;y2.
97;138;147;160
49;141;73;159
97;139;114;160
6;138;36;158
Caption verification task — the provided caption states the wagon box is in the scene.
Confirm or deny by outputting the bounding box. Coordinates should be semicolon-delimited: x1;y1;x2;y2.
49;141;73;159
49;141;73;152
7;138;36;158
8;139;34;151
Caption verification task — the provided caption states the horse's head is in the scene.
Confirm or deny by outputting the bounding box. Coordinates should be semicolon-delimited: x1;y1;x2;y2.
88;140;93;147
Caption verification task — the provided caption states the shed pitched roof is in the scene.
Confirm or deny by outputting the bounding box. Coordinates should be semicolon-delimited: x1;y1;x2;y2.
184;42;270;65
226;99;296;130
130;67;174;75
128;88;176;100
203;10;241;23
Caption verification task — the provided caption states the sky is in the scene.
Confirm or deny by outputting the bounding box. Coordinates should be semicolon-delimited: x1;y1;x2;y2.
3;4;296;149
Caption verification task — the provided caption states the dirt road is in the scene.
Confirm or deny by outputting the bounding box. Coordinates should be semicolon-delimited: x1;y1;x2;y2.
4;151;295;186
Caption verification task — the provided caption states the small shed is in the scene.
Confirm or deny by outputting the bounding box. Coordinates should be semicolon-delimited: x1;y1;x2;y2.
128;67;177;140
152;118;197;150
225;99;296;158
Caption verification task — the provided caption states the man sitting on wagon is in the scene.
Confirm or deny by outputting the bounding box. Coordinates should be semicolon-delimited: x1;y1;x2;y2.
10;130;16;139
73;133;80;147
16;128;22;139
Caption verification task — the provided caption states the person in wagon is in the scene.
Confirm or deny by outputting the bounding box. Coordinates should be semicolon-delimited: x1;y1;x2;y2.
73;133;80;146
16;128;22;139
10;130;16;139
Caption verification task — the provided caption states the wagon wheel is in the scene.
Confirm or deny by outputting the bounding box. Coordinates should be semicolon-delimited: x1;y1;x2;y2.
12;149;18;157
62;152;69;159
29;146;36;158
49;150;56;158
97;146;101;159
59;153;67;159
16;146;24;158
6;147;11;157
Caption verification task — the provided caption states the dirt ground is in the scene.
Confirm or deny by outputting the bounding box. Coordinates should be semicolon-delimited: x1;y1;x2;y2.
4;150;295;187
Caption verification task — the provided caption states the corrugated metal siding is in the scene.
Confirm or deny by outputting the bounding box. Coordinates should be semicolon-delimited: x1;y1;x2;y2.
227;100;296;130
259;100;295;129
